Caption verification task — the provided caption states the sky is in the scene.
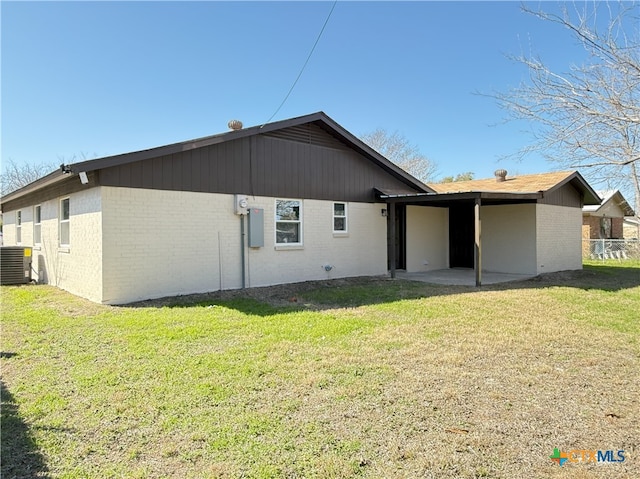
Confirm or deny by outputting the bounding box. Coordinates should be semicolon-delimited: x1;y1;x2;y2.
0;0;613;184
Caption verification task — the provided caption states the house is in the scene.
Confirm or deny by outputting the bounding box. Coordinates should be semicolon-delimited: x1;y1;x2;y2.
1;112;601;304
0;113;428;303
582;190;635;239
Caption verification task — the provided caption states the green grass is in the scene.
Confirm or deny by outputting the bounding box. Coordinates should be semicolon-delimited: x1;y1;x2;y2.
2;264;639;478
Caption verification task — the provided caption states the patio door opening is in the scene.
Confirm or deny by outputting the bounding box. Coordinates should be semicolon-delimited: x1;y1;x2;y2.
449;204;474;268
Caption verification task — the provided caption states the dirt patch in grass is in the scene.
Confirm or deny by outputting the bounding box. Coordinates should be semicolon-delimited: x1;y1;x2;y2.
124;264;639;310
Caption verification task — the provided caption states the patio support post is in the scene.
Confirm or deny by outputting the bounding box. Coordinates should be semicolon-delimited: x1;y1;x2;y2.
474;197;482;286
389;202;396;279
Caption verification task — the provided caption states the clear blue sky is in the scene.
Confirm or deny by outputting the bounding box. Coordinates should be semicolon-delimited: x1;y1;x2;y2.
2;1;596;182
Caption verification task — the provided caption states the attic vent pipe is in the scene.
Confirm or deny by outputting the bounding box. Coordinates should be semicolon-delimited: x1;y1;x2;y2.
494;169;507;182
228;120;243;130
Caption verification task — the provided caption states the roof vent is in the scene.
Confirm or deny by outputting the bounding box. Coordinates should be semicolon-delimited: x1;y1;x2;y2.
228;120;243;131
494;169;507;182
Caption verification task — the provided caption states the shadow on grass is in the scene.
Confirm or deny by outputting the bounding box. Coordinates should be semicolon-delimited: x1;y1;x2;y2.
121;265;640;316
1;378;49;479
528;264;640;292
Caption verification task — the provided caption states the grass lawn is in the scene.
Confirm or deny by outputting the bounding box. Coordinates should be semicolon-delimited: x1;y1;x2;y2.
1;263;639;478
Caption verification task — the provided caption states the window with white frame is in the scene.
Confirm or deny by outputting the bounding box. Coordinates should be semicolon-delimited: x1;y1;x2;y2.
60;198;70;246
275;199;302;245
34;205;42;245
333;202;347;233
16;210;22;244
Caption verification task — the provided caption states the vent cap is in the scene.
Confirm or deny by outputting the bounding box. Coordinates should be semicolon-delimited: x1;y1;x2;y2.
494;169;507;182
228;120;243;130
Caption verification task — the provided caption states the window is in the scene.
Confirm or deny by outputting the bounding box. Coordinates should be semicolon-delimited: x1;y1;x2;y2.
333;203;347;233
275;199;302;245
34;205;42;245
16;210;22;244
60;198;70;246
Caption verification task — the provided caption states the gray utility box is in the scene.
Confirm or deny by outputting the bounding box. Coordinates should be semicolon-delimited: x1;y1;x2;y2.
1;246;33;285
248;208;264;248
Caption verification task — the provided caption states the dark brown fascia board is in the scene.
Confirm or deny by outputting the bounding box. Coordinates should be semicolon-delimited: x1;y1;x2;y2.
0;168;66;206
380;191;542;204
545;170;601;205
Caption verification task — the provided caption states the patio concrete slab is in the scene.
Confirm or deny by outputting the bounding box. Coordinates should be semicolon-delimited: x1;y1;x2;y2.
395;268;535;286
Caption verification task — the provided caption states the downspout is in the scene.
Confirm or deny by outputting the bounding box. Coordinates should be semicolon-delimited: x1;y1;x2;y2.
240;215;246;288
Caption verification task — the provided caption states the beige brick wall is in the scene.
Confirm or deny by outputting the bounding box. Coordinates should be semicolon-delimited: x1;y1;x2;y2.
101;187;388;304
536;204;582;274
482;204;537;275
245;197;388;288
101;188;237;304
405;206;448;272
1;188;103;302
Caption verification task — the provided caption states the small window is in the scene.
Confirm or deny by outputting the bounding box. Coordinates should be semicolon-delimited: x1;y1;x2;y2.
60;198;70;246
34;205;42;245
16;210;22;244
275;199;302;245
333;203;347;233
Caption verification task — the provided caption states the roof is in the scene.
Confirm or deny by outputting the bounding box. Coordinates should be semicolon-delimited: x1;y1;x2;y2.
1;112;431;206
582;190;635;216
427;171;601;205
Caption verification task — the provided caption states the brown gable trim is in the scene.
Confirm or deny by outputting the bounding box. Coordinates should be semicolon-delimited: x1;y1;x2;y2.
543;171;601;206
1;172;98;212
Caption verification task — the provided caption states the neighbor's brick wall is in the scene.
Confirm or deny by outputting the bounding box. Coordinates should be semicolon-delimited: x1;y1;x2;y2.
582;215;624;239
537;204;582;274
582;215;600;239
100;187;388;304
612;218;623;239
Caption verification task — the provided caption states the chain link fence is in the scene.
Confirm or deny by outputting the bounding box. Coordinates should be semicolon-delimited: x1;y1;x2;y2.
582;239;640;261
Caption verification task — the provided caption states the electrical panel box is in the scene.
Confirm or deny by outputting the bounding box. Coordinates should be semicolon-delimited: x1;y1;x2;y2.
248;208;264;248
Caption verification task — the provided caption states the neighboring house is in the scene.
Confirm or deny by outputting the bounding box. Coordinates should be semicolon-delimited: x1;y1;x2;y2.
623;216;640;240
0;112;601;304
582;190;635;240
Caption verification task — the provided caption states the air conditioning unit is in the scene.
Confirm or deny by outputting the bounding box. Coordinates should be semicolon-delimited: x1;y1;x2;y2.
0;246;33;285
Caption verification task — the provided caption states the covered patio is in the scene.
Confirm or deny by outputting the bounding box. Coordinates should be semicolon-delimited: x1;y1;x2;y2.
379;170;601;287
381;190;542;286
395;268;535;286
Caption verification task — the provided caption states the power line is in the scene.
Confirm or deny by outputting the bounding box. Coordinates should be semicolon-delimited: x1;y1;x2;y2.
261;1;338;127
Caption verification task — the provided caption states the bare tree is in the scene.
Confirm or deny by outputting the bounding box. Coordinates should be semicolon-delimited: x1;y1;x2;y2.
360;129;438;183
490;1;640;218
1;159;58;196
